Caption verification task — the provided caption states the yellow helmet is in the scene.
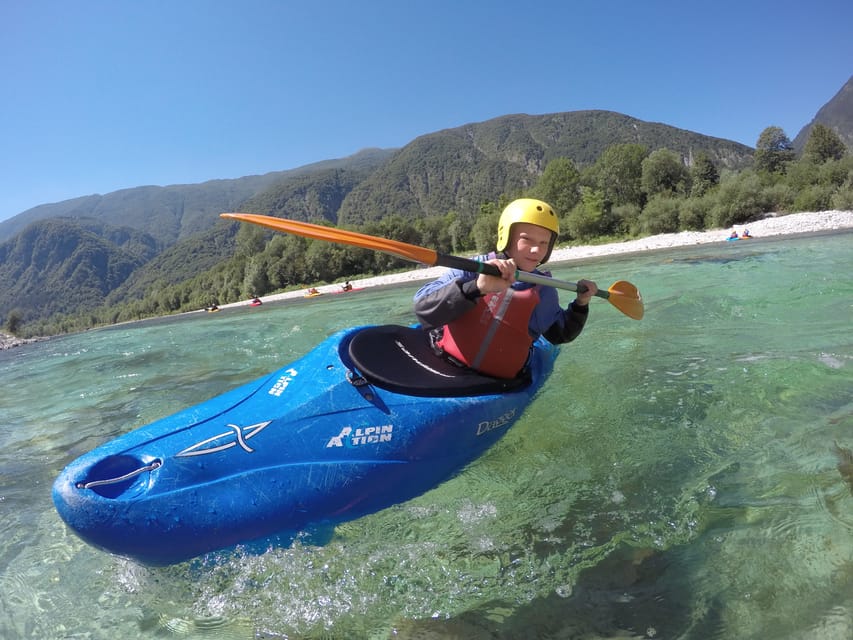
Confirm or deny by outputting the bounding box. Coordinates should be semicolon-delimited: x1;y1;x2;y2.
496;198;559;264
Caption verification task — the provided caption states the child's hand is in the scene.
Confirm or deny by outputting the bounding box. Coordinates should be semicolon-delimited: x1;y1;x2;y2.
476;258;516;293
575;279;598;306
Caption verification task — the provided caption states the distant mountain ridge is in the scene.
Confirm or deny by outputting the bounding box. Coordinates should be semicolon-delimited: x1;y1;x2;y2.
0;148;396;245
0;112;756;245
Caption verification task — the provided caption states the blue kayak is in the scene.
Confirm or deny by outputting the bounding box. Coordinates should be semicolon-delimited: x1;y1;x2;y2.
52;325;558;565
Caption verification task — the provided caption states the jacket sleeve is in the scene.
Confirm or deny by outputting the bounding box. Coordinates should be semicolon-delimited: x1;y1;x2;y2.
541;301;589;344
413;272;483;329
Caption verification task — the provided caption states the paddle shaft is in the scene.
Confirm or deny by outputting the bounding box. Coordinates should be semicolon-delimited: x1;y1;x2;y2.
436;254;603;299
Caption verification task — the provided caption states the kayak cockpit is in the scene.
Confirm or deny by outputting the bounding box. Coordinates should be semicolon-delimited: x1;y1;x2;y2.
344;325;531;397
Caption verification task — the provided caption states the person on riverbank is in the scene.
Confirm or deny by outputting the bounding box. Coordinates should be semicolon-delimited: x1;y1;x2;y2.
413;198;597;379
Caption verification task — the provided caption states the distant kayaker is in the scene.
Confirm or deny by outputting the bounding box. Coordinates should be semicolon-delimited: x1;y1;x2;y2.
413;198;597;379
341;280;353;291
729;230;739;239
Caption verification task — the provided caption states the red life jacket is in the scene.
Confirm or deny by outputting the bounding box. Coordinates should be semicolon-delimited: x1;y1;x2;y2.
435;285;540;378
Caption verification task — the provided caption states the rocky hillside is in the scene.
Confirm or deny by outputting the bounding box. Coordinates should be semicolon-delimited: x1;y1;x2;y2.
794;75;853;152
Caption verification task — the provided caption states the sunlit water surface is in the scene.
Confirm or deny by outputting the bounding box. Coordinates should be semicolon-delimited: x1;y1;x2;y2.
1;232;852;639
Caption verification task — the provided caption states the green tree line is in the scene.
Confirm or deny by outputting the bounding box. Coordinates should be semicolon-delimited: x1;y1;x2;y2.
12;124;852;338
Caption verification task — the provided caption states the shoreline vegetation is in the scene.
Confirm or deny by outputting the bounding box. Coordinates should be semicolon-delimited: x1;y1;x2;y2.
219;208;853;306
2;209;851;351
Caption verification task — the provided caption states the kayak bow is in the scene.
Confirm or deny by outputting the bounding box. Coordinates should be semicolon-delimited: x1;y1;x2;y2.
53;325;558;565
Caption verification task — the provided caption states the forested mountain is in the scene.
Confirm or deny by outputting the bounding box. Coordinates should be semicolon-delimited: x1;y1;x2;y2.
335;111;753;226
104;221;239;304
0;178;275;247
0;218;159;321
794;75;853;152
239;164;384;224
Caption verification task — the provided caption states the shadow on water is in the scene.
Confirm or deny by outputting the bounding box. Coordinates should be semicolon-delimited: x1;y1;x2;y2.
391;544;701;639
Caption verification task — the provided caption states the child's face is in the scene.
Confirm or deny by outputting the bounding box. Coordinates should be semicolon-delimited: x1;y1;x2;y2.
506;222;553;271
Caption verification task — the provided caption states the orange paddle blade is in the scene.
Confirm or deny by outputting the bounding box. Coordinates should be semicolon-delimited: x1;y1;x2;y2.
606;280;644;320
220;213;440;266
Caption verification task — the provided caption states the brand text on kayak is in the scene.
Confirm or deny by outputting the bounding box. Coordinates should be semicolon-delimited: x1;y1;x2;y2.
326;425;394;448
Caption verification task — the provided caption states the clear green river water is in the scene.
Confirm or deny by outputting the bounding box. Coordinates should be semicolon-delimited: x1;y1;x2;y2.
1;231;852;639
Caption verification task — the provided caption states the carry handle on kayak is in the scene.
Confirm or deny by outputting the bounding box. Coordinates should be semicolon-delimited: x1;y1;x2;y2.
220;213;644;320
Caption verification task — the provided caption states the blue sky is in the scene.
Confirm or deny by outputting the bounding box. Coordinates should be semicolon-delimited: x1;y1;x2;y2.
1;0;852;223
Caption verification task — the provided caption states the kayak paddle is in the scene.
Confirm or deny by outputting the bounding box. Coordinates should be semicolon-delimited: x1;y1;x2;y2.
220;213;644;320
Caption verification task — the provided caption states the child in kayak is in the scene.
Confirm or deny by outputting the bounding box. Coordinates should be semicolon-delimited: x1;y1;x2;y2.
413;198;597;379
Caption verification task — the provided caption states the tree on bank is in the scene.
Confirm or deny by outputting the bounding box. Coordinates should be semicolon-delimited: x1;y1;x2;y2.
530;157;582;216
584;143;649;209
754;126;795;174
4;309;23;335
641;148;691;198
802;124;847;164
689;151;720;198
